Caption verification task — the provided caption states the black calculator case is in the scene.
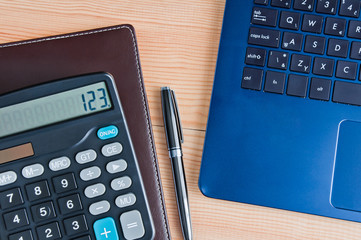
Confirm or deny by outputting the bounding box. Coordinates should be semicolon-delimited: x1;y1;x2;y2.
0;25;170;240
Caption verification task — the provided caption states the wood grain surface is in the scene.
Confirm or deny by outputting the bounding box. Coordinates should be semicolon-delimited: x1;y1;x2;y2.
1;0;361;239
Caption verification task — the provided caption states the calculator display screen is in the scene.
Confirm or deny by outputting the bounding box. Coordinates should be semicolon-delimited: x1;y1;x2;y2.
0;82;112;138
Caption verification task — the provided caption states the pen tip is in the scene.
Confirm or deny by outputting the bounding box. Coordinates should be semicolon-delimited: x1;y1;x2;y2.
161;86;171;91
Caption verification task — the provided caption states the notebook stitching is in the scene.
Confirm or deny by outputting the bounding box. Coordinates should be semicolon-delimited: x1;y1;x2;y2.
0;25;170;239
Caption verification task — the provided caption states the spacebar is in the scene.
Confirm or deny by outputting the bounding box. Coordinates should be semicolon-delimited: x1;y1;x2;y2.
333;81;361;106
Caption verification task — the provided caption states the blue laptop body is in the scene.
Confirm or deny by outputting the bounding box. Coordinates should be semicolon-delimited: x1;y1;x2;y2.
199;0;361;222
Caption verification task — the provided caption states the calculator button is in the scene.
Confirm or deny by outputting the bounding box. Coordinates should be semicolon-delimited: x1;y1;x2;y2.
115;193;136;208
97;125;119;140
31;201;56;222
63;215;88;236
58;194;83;215
75;149;97;164
0;187;24;209
106;159;127;174
120;210;145;240
80;166;101;181
101;142;123;157
111;176;132;191
84;183;106;198
4;208;29;230
0;171;17;186
22;164;44;179
36;222;61;240
9;230;33;240
89;200;110;216
25;181;51;202
52;173;77;193
49;157;71;172
93;217;119;240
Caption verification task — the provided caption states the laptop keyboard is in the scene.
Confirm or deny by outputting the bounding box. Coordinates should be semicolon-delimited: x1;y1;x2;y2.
242;0;361;107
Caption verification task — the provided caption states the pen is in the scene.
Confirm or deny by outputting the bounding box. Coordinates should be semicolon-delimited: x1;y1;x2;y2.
161;87;193;240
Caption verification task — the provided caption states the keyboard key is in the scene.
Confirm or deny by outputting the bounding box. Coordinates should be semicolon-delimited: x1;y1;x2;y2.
22;164;44;179
271;0;291;8
339;0;360;17
302;14;323;33
304;35;326;54
84;183;106;198
245;47;267;66
316;0;337;14
336;60;358;80
80;166;101;181
251;7;278;27
324;17;346;37
313;57;334;77
241;67;263;90
348;21;361;39
254;0;269;5
9;230;33;240
0;171;17;186
309;78;331;101
287;74;309;97
0;187;24;209
111;176;132;191
290;54;312;73
31;201;56;222
4;208;29;230
75;149;97;164
25;180;50;202
52;173;77;193
293;0;314;11
268;50;289;70
58;194;83;215
327;38;349;58
279;11;301;30
115;193;137;208
101;142;123;157
120;210;146;240
333;81;361;106
248;27;280;48
350;41;361;59
36;222;61;240
264;71;286;94
282;32;303;51
64;215;88;236
106;159;128;174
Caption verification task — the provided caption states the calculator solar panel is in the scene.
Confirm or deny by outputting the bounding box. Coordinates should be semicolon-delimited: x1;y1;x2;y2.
0;73;154;240
199;0;361;223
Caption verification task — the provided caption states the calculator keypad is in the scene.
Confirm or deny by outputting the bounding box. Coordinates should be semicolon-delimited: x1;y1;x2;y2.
0;124;151;240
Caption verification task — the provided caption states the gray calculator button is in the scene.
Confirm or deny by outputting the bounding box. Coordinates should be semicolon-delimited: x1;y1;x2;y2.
80;166;101;181
111;176;132;191
101;142;123;157
76;149;97;164
49;157;71;171
120;210;145;240
89;200;110;215
0;171;17;186
106;159;127;174
84;183;106;198
115;193;136;208
22;164;44;178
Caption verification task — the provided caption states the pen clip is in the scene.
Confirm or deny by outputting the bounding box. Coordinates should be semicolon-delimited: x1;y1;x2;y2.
171;89;184;143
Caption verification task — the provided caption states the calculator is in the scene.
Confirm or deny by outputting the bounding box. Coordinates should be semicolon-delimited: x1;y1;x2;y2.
0;73;155;240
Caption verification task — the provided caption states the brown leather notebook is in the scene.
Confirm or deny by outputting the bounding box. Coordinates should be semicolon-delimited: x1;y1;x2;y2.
0;24;171;240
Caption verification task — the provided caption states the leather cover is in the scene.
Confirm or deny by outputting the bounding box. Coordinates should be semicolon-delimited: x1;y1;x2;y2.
0;24;170;240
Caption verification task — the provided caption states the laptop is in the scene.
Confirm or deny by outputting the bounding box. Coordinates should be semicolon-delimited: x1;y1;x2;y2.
199;0;361;222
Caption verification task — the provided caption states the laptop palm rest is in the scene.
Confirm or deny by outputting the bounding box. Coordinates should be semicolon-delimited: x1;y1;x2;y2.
332;120;361;212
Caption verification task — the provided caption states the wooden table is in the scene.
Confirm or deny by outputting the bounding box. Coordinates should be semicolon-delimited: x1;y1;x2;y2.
2;1;361;239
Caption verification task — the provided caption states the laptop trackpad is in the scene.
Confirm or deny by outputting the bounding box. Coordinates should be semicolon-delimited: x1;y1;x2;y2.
331;120;361;212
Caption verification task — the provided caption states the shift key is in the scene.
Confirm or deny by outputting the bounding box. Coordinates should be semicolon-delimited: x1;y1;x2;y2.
248;27;280;48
